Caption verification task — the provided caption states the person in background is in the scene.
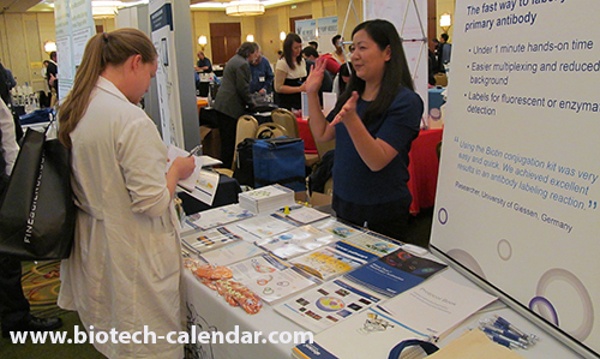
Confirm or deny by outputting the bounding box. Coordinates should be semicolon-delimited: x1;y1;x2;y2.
0;61;22;140
274;33;306;110
308;41;319;51
195;50;212;73
213;42;260;168
0;76;62;339
306;19;423;242
332;61;354;98
0;62;16;91
330;34;346;65
57;28;196;359
438;33;452;72
302;46;333;94
249;50;274;95
46;51;58;103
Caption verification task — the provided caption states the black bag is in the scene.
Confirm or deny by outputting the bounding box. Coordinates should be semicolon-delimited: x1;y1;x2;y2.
307;149;334;195
233;138;257;187
0;124;76;260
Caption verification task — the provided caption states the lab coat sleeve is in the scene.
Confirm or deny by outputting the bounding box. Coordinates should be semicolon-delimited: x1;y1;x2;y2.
116;116;171;217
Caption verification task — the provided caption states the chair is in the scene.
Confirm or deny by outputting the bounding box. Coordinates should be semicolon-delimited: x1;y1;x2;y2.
270;108;299;138
255;122;288;139
215;115;258;177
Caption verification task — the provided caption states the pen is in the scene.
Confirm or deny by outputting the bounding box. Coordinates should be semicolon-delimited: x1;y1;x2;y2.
188;145;202;157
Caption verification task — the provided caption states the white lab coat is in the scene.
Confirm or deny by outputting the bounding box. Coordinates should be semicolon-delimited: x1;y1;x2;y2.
58;77;183;358
0;98;18;175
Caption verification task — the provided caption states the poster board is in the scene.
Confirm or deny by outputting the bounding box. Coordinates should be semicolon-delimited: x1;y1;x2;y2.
363;0;428;123
54;0;95;101
295;17;338;55
431;1;599;357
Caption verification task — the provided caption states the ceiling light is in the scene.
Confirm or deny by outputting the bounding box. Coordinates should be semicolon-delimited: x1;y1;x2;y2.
225;1;265;17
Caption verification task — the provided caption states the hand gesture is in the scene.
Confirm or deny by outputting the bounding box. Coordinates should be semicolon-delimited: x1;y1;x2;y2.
330;91;360;126
304;58;327;95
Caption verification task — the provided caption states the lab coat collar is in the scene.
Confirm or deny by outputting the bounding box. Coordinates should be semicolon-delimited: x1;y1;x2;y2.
96;76;131;104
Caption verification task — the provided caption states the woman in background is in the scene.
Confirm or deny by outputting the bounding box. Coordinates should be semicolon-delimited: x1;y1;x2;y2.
274;33;306;110
57;28;195;358
306;20;423;242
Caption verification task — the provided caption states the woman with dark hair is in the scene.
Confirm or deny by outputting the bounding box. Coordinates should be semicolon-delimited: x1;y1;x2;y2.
213;41;260;168
0;62;22;141
332;62;354;98
57;28;195;358
306;19;423;241
274;33;307;110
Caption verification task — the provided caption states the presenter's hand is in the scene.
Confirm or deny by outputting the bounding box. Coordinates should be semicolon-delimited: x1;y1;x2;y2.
304;59;326;95
171;156;196;180
330;91;359;126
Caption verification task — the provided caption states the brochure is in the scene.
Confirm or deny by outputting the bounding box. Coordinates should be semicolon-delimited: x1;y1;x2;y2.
379;275;497;340
291;307;428;359
238;184;295;214
233;214;297;241
312;218;364;240
340;231;401;257
274;205;331;225
290;246;367;280
181;226;242;254
182;204;255;234
255;225;335;260
275;279;381;333
230;254;318;304
200;240;265;267
345;248;447;297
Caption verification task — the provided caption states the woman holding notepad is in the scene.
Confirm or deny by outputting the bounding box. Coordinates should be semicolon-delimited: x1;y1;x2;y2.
306;19;423;241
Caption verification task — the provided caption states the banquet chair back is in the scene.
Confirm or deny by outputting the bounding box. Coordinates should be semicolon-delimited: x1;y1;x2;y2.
234;115;259;169
307;117;336;160
255;122;288;139
271;108;299;138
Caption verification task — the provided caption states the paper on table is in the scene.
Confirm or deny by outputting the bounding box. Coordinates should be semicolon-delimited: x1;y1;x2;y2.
379;275;497;340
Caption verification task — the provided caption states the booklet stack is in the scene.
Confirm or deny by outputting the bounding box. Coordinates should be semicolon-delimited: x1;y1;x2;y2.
238;184;295;214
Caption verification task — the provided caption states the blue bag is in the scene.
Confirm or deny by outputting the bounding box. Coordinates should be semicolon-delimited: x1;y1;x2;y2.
253;137;306;192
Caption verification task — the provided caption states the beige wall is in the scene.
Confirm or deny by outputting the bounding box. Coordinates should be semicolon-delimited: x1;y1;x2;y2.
192;0;364;64
0;12;55;92
0;0;450;88
0;12;117;93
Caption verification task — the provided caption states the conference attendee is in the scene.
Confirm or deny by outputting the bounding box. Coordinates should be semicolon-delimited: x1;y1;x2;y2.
46;51;58;103
437;34;451;73
195;50;212;73
308;41;319;50
213;42;260;168
306;19;422;241
57;28;196;359
274;33;306;110
330;34;347;65
249;51;274;95
0;81;62;339
0;62;22;140
332;62;354;98
302;46;333;94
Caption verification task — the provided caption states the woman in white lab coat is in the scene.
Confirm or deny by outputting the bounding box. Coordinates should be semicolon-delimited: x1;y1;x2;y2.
57;28;195;358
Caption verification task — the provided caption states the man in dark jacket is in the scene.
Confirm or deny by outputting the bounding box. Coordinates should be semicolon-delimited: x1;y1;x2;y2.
213;42;260;168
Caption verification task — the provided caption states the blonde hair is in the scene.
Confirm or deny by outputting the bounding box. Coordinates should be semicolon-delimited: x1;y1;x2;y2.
58;28;157;148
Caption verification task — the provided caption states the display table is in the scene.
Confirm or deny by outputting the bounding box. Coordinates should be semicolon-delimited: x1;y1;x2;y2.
182;255;580;358
407;128;443;215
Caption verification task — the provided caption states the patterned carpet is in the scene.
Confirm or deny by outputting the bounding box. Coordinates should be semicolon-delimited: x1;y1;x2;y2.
21;260;68;318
